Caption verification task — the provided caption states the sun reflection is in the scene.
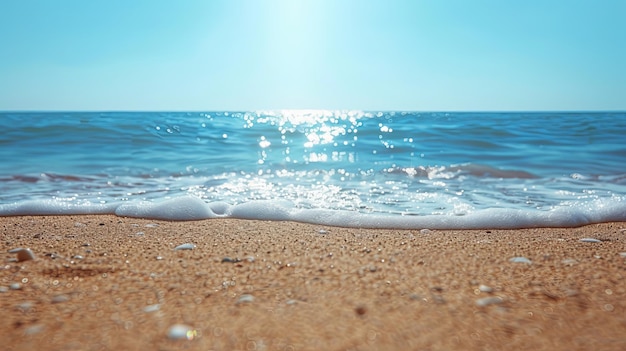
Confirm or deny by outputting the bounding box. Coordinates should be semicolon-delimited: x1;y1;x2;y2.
255;109;371;149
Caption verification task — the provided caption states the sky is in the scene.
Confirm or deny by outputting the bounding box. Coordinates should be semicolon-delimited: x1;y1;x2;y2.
0;0;625;111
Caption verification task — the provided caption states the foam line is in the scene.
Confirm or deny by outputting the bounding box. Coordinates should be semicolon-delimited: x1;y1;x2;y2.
1;195;625;229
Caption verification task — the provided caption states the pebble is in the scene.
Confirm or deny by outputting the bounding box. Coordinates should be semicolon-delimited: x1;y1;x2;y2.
318;229;328;235
579;238;602;243
562;258;578;265
174;243;196;251
16;301;34;312
509;257;532;264
237;294;255;304
619;252;626;258
143;304;161;313
10;283;22;290
51;294;70;304
167;324;196;340
420;229;432;234
475;296;504;307
221;257;240;263
8;248;36;262
478;284;494;293
24;324;45;335
145;223;159;228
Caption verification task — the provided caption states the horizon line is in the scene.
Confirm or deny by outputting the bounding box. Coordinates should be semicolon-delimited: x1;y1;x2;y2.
2;109;625;114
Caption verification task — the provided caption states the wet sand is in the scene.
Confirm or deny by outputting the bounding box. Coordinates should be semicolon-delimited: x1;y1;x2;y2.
1;215;625;350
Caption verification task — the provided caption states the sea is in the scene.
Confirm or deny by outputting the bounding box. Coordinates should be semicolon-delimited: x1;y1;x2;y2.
1;111;625;229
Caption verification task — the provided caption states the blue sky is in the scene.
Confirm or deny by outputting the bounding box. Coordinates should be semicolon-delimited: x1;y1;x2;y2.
1;0;624;111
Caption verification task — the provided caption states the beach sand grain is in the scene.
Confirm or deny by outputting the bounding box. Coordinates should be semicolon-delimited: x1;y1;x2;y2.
1;216;625;350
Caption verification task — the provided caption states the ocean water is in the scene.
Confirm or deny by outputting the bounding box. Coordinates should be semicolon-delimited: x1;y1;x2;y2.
1;111;625;229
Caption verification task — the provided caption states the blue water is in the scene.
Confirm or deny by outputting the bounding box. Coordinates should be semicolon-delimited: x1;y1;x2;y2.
1;111;625;228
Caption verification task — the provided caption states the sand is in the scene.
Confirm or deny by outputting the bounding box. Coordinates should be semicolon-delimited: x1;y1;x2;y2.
1;215;625;350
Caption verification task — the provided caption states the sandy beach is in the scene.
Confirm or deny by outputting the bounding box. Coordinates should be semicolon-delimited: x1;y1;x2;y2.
1;215;625;350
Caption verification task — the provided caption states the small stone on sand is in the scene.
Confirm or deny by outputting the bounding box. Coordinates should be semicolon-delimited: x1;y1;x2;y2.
475;296;504;307
174;243;196;250
509;257;532;264
562;258;578;265
237;294;255;304
16;302;34;312
51;294;70;303
579;238;602;243
24;324;45;335
143;304;160;313
167;324;196;340
8;248;36;262
478;284;493;293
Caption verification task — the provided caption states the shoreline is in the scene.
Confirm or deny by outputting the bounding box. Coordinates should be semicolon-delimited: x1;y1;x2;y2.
2;215;625;350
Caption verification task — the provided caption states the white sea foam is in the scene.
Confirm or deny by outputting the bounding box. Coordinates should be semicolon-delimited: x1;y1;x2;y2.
115;196;218;220
1;195;625;229
0;199;116;216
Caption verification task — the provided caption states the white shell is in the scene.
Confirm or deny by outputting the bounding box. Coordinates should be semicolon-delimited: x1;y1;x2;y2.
579;238;602;243
509;256;532;264
237;294;255;304
174;243;196;250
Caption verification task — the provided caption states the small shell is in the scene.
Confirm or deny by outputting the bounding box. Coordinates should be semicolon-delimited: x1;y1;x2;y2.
8;248;36;262
236;294;255;304
509;257;532;264
143;304;160;313
579;238;602;243
174;243;196;251
478;284;494;293
475;296;504;307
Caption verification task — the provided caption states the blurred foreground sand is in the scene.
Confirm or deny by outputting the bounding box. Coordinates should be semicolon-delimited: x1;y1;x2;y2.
1;216;625;350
